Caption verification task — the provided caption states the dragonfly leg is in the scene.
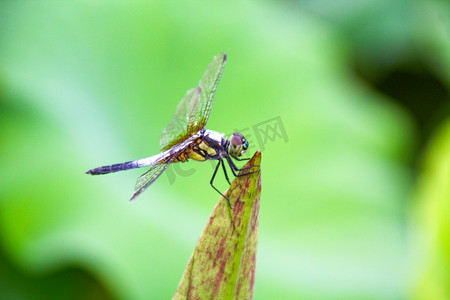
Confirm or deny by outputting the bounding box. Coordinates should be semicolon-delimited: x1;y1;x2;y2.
227;156;259;172
225;156;259;177
211;160;232;209
231;155;250;161
220;158;232;185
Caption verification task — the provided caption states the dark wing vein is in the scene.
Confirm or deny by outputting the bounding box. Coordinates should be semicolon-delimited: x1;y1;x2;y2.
129;155;178;201
160;53;227;151
196;52;227;132
160;87;201;151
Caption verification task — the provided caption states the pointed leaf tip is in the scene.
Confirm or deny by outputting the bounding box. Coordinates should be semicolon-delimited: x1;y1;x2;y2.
174;151;261;300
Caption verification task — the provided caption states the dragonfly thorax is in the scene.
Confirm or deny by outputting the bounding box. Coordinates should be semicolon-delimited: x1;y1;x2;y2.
199;130;248;159
203;129;224;144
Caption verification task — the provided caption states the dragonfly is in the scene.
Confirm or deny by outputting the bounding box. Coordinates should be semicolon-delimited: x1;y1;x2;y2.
86;53;255;206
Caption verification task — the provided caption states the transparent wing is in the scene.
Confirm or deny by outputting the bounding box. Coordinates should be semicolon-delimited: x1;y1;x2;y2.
159;87;201;151
160;53;227;151
129;155;177;201
196;52;227;132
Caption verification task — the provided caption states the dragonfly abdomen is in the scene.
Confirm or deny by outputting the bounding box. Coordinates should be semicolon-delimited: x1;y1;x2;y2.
86;160;140;175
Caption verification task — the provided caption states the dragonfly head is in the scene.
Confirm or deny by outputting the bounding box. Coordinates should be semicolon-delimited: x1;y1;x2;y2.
228;133;248;157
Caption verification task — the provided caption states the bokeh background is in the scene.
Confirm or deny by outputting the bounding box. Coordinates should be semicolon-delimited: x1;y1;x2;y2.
0;1;448;299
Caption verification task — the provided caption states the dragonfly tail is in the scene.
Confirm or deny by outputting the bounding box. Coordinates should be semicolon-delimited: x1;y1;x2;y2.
85;151;170;175
85;160;142;175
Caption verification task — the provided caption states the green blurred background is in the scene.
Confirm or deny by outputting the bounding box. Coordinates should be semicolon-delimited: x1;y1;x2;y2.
0;1;448;299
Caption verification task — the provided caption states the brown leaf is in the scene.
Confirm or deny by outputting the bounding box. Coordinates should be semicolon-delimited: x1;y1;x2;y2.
173;151;262;300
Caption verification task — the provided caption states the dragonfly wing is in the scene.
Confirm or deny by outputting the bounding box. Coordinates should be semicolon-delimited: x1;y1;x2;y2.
160;87;201;151
132;134;200;201
160;53;227;151
129;155;177;201
195;52;227;132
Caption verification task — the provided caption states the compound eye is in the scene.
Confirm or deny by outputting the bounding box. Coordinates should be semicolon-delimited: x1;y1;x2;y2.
243;140;248;150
